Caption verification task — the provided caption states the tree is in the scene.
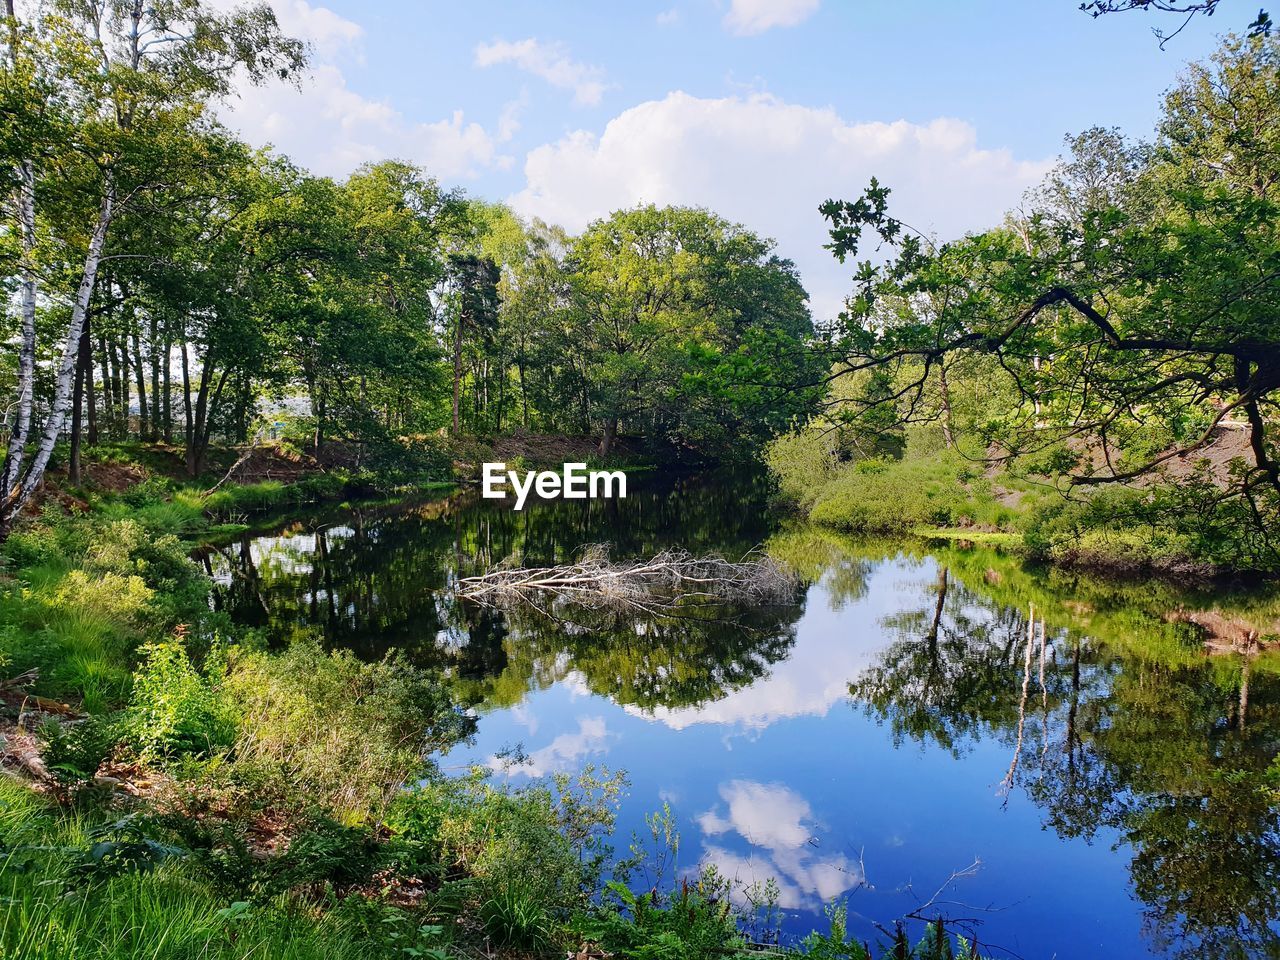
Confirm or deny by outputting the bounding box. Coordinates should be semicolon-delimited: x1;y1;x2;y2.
0;0;304;531
1079;0;1272;44
817;34;1280;562
565;205;819;456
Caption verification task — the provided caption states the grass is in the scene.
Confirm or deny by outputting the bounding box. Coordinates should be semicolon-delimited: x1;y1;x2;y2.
0;779;369;960
805;454;1024;535
916;528;1023;547
767;437;1275;578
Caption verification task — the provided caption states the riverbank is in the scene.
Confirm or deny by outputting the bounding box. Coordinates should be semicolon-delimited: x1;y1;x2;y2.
0;454;992;959
766;446;1280;582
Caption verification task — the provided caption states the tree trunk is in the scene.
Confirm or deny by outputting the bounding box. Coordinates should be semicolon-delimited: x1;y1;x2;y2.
518;349;529;427
161;327;172;443
98;333;114;436
85;316;98;445
599;416;617;456
112;334;128;434
131;326;148;440
452;308;462;435
0;159;38;502
0;2;37;501
149;314;160;440
70;321;93;484
938;363;956;450
0;185;114;533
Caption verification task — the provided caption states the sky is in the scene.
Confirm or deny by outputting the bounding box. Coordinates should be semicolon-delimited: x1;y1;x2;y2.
214;0;1230;321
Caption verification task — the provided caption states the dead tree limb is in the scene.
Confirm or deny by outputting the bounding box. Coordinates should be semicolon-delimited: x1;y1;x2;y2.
455;545;796;616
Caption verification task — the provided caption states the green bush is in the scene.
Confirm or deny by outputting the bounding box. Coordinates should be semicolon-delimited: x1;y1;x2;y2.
480;877;555;949
392;773;582;909
764;428;840;510
222;640;474;820
40;713;122;786
388;766;625;939
574;876;745;960
122;640;236;761
808;456;998;534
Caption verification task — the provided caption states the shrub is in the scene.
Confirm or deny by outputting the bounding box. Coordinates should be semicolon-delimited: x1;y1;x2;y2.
764;428;839;510
480;877;554;950
223;640;474;820
574;875;745;960
54;571;154;633
364;434;454;483
808;456;996;534
40;713;122;786
388;766;624;932
122;640;236;761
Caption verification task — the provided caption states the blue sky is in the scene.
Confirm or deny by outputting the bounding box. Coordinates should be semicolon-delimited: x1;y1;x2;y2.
219;0;1230;318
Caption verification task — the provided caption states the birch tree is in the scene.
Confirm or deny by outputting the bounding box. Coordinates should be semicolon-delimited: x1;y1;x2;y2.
0;0;304;535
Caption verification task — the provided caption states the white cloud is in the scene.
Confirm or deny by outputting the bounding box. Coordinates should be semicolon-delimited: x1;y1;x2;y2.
723;0;820;36
272;0;364;58
497;93;529;142
221;65;504;178
698;780;814;850
623;561;906;731
204;0;363;59
656;8;681;26
489;715;612;777
697;780;863;910
474;38;608;107
510;92;1051;321
213;1;506;180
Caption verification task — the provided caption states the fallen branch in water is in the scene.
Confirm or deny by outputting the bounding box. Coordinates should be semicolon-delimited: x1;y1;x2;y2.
455;544;796;616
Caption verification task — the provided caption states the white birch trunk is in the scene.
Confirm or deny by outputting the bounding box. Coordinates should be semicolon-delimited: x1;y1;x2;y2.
1;184;115;525
0;160;38;499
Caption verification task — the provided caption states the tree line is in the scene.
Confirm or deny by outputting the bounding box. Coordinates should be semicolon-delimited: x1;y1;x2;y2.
0;0;820;535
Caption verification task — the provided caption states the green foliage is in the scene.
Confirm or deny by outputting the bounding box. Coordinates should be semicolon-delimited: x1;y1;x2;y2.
222;640;474;820
574;876;745;960
808;456;1001;534
329;897;454;960
811;35;1280;567
765;427;840;510
122;640;236;761
0;782;376;960
166;812;390;902
39;713;121;786
479;878;555;950
68;816;189;885
390;770;593;917
0;508;214;710
561;205;821;456
798;903;870;960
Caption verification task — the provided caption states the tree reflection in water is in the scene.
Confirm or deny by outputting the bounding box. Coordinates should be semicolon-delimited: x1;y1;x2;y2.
203;473;801;714
850;558;1280;959
203;480;1280;958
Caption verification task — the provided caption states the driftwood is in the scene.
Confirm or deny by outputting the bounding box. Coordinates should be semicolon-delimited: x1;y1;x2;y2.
455;544;795;616
0;668;78;718
204;428;267;495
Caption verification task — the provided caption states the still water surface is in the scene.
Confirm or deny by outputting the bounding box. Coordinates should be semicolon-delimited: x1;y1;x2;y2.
203;472;1280;960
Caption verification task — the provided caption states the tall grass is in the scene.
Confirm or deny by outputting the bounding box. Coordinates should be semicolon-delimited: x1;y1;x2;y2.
0;781;376;960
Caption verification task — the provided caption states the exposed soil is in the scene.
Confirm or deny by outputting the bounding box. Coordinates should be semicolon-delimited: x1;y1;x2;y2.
220;443;319;485
490;428;644;464
1072;422;1256;488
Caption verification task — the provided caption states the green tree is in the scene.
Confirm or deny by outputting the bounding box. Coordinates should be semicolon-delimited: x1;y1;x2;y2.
817;34;1280;564
0;0;304;526
565;205;818;456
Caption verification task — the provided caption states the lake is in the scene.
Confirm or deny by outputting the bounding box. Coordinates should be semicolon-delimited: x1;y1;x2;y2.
202;471;1280;960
